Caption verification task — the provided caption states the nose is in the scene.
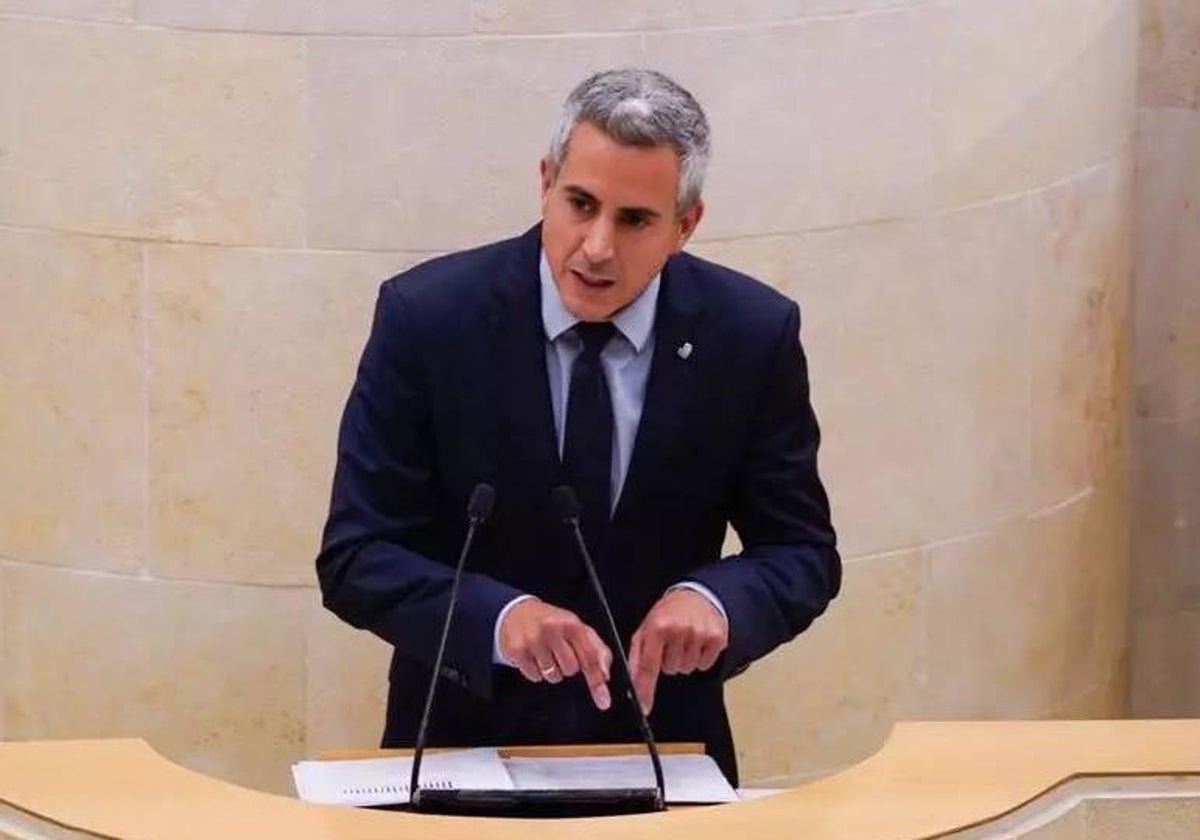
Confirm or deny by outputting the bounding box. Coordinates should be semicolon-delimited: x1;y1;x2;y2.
581;217;615;266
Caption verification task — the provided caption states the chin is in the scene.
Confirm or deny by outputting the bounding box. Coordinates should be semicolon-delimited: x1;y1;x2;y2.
562;292;616;322
568;303;615;322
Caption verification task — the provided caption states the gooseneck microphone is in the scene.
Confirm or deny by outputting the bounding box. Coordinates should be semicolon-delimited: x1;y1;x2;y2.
551;485;667;808
409;482;496;806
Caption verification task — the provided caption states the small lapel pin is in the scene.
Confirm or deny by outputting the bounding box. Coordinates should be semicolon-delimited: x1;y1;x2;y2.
677;342;693;360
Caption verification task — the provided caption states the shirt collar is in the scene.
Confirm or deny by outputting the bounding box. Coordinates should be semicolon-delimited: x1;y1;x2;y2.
538;251;659;353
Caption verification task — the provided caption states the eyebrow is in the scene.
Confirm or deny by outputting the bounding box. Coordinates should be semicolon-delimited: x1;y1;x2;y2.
564;185;662;221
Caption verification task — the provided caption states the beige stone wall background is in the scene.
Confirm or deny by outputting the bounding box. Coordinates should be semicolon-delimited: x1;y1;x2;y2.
0;0;1138;794
1131;0;1200;715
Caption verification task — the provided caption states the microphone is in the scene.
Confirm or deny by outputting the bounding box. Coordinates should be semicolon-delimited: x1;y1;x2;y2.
409;483;496;805
551;485;667;808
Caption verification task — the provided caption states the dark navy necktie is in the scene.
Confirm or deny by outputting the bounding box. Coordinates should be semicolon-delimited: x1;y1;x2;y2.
562;321;617;552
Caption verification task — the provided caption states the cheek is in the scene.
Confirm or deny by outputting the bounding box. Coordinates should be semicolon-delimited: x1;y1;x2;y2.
545;221;583;262
622;238;669;276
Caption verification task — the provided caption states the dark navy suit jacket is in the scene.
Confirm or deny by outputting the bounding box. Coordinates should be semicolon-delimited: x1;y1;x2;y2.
316;224;840;783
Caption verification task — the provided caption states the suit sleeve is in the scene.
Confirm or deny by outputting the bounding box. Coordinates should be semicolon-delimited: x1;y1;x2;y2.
684;301;841;678
315;280;522;700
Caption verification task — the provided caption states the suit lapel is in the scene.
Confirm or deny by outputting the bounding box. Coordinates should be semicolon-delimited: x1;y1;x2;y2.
484;236;709;527
613;254;707;525
487;226;564;494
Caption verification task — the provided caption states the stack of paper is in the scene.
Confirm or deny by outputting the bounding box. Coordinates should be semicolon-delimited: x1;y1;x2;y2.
292;748;510;807
292;749;738;807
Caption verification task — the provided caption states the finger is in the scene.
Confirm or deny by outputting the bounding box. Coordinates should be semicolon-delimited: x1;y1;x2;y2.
536;659;563;684
632;632;664;714
581;626;612;681
660;628;690;675
696;634;725;672
689;622;722;673
511;648;545;684
600;636;613;680
680;636;705;674
549;633;581;679
627;630;642;680
571;627;612;710
531;645;563;684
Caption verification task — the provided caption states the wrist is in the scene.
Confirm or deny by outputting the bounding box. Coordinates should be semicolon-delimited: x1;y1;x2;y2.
493;594;537;666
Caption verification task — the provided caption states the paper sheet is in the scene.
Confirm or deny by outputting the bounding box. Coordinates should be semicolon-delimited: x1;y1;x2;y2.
502;753;737;803
291;748;512;807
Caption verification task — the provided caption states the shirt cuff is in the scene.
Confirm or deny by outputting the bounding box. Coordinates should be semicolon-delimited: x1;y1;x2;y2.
669;581;729;626
492;594;536;666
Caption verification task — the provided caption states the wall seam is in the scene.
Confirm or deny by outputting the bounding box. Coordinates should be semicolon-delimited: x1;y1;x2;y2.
1;4;943;40
0;556;316;592
140;244;152;580
0;153;1123;254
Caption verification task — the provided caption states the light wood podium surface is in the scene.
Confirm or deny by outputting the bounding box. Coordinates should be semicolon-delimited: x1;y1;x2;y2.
2;720;1200;840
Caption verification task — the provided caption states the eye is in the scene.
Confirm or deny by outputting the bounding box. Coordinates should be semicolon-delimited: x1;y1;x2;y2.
620;212;651;229
567;193;594;214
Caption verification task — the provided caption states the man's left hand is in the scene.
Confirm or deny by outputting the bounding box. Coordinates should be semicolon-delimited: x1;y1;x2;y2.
628;588;729;715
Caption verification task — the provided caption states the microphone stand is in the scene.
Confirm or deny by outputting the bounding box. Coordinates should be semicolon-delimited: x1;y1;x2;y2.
409;483;496;804
406;484;666;817
552;485;666;808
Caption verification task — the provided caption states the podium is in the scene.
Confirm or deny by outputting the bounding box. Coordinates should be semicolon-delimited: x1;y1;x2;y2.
3;721;1200;839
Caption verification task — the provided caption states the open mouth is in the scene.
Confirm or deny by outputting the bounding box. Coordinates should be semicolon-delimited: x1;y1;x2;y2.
571;268;616;289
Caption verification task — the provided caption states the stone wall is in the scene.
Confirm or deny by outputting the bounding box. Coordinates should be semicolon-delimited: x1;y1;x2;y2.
0;0;1137;792
1130;0;1200;716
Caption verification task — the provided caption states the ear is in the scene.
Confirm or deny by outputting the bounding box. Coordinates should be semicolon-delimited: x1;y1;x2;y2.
539;157;557;201
673;200;705;251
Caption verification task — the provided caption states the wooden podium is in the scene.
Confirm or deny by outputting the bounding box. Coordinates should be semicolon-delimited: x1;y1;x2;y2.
3;721;1200;839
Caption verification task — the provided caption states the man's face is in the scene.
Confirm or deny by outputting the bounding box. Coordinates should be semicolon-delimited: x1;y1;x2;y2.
540;121;704;322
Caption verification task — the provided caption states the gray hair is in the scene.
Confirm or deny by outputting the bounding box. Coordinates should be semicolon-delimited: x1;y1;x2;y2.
546;68;711;214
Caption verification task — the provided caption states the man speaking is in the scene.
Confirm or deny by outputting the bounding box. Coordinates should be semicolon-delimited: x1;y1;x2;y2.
316;68;840;784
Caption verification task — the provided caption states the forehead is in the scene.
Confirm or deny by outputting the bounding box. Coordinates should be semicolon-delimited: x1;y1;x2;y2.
556;121;680;210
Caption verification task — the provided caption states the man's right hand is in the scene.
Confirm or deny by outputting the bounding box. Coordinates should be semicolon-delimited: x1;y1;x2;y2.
498;598;613;710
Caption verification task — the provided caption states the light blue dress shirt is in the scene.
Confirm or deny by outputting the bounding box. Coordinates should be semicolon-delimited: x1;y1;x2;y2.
491;253;726;666
540;251;658;504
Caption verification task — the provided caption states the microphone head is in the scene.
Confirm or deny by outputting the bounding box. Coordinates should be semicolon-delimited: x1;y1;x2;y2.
467;483;496;522
551;485;581;523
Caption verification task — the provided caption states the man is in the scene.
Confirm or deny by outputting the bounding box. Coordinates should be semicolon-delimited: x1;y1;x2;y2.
316;68;840;784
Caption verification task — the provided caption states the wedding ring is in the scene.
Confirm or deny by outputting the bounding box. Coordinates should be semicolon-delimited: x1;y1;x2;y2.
540;664;559;678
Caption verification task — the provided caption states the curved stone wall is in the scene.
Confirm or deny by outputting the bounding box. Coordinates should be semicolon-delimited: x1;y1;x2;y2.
0;0;1136;792
1131;0;1200;715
